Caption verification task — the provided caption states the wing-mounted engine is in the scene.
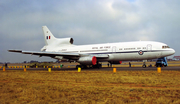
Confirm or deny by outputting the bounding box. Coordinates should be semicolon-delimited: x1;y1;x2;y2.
78;56;97;65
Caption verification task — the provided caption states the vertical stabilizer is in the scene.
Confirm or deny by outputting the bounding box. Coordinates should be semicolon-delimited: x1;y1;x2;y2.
42;26;57;45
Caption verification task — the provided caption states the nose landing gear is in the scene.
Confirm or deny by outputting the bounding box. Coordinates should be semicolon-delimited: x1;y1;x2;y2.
142;60;147;68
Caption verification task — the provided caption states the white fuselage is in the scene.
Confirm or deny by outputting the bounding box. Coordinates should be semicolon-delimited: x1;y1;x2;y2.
44;41;175;61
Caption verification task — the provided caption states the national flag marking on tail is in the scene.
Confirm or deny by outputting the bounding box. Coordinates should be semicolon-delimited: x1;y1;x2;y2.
46;36;51;40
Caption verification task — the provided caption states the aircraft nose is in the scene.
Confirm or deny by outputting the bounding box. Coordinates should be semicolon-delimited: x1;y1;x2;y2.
168;48;175;56
171;49;175;55
161;48;175;57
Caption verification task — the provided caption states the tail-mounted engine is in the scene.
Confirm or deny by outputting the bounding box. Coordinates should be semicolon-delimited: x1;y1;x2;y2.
57;38;74;45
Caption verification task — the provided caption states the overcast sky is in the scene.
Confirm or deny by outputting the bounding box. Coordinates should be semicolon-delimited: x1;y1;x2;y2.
0;0;180;63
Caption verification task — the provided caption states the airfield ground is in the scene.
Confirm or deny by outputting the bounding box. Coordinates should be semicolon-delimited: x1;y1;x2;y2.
1;61;180;68
0;61;180;103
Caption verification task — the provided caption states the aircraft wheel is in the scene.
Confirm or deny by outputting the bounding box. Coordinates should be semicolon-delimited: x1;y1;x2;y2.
76;65;81;69
99;64;102;68
142;64;146;68
83;65;87;69
157;65;161;67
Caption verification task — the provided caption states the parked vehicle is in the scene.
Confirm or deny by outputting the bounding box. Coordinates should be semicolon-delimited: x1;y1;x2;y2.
155;57;168;67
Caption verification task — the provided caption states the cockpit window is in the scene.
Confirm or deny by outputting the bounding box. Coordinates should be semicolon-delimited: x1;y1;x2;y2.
162;46;170;49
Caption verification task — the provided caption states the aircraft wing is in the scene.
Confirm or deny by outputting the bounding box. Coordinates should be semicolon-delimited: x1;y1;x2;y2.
8;49;79;57
8;49;109;59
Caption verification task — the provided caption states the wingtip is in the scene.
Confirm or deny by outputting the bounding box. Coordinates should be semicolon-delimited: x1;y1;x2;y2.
8;49;22;52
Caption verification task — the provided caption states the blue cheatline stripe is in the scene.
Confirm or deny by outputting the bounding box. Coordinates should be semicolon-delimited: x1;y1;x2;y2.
80;50;170;55
47;36;48;39
54;50;170;56
60;50;168;55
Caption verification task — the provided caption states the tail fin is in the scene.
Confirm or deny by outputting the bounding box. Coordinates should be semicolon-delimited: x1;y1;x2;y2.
42;26;57;45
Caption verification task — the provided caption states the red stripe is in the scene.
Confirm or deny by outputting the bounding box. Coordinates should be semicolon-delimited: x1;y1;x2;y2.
49;36;51;39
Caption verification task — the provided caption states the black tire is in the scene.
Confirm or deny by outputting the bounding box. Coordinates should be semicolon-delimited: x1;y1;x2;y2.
76;65;85;69
98;64;102;69
142;64;146;68
76;65;80;69
156;64;161;67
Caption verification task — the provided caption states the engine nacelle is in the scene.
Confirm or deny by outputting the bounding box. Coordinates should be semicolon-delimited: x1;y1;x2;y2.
78;56;97;65
109;61;122;64
41;38;73;51
57;38;74;45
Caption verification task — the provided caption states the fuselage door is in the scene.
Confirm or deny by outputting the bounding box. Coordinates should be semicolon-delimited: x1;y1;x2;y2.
112;46;116;52
147;44;152;51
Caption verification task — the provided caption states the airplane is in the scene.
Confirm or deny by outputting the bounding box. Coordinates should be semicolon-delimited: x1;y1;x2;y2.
8;26;175;68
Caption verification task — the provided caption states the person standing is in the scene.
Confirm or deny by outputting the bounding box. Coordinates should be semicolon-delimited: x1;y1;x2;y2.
129;62;131;67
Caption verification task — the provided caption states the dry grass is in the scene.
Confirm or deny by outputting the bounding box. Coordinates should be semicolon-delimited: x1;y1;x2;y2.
0;70;180;104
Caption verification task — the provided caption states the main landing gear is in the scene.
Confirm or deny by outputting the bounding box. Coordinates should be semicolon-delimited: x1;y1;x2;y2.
107;63;112;67
142;60;147;68
142;62;147;68
76;63;102;69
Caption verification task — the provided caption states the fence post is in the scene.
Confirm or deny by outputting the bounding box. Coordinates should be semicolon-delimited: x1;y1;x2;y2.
113;68;116;73
3;66;5;71
24;68;26;72
48;68;51;72
157;67;161;73
78;67;81;72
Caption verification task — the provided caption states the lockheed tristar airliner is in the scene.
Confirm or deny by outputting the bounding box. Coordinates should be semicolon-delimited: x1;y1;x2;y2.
9;26;175;68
